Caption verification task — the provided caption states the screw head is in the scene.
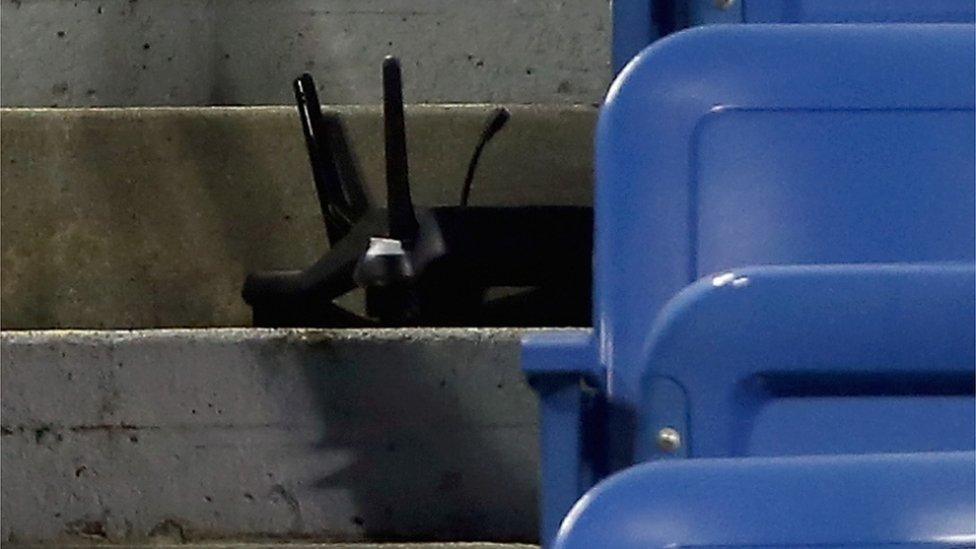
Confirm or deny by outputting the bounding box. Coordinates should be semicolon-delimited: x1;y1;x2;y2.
657;427;682;453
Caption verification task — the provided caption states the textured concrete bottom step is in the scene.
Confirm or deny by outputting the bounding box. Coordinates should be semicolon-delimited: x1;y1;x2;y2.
1;328;556;545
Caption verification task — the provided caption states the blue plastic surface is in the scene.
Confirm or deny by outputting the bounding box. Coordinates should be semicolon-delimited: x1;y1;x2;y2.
554;452;976;548
598;24;975;406
527;265;976;544
612;1;976;72
522;330;603;541
612;1;661;76
635;264;976;461
526;23;976;546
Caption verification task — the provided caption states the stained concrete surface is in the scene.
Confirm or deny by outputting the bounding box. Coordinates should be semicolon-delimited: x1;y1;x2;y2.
0;106;595;329
1;0;610;107
8;542;538;549
1;328;548;545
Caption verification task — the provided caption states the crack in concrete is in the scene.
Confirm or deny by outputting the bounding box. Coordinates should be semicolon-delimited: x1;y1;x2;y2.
0;423;160;436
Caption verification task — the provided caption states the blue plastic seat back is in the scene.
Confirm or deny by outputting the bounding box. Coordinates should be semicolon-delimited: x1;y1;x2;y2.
532;263;976;546
613;0;976;72
554;452;976;548
635;264;975;462
596;24;976;406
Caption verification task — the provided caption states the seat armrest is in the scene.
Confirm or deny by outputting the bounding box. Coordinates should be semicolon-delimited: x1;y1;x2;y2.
523;330;603;546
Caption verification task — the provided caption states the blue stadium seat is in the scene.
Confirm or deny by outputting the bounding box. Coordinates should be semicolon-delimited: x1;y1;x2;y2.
555;452;976;548
613;0;976;72
524;24;976;546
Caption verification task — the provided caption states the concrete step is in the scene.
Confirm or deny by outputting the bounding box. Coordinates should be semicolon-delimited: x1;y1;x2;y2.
1;0;608;107
1;328;561;545
8;541;538;549
0;106;594;329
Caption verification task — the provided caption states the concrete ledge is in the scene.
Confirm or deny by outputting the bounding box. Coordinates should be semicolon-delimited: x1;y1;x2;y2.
9;542;538;549
1;0;608;106
0;106;594;329
8;541;538;549
1;328;547;545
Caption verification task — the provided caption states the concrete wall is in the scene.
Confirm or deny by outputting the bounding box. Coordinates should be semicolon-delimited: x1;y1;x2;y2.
1;0;611;107
1;328;547;545
0;106;595;329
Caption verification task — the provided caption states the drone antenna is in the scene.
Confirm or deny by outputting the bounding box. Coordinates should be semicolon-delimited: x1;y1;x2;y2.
382;56;419;242
293;73;355;244
459;107;510;207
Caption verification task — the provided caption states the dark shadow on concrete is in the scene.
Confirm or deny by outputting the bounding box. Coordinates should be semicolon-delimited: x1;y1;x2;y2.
294;332;539;542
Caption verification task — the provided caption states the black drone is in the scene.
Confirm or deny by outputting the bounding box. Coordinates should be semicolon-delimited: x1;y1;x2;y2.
242;57;592;327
